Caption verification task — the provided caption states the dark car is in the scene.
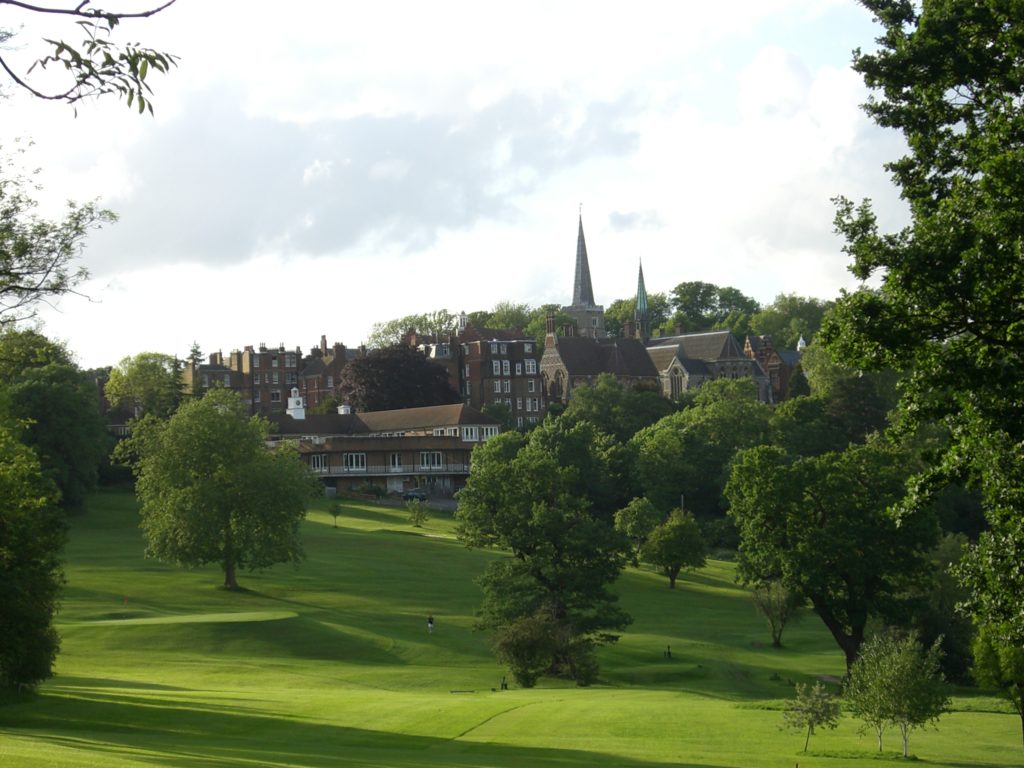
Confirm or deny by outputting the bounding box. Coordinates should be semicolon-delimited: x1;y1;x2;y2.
402;488;428;501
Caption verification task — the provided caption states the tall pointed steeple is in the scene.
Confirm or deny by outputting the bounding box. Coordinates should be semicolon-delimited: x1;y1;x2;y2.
572;214;596;307
634;259;650;342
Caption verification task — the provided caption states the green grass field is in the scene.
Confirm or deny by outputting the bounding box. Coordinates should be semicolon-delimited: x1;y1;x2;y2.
0;491;1020;767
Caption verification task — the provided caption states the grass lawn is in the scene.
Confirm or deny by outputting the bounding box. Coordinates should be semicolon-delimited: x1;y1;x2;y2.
0;490;1019;767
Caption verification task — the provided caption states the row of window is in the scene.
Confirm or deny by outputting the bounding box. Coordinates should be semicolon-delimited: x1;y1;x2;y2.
485;359;538;376
493;397;541;412
311;451;447;472
252;353;298;368
491;378;538;394
254;390;283;404
487;342;533;355
200;374;232;387
253;372;298;386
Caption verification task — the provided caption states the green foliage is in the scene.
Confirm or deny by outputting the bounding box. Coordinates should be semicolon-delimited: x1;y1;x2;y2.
640;509;706;589
632;378;771;517
819;0;1024;642
365;310;458;348
480;402;514;432
2;3;178;112
614;496;663;566
783;681;840;752
337;345;460;412
524;303;577;349
751;580;803;648
0;329;108;512
126;388;321;589
488;610;561;688
972;627;1024;749
845;631;949;757
0;151;115;327
749;294;832;349
457;426;631;685
669;281;759;334
562;373;675;444
605;292;671;337
0;425;64;690
726;440;938;671
105;351;183;420
406;499;429;527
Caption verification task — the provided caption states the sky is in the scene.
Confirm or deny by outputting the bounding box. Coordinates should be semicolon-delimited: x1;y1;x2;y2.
2;0;909;369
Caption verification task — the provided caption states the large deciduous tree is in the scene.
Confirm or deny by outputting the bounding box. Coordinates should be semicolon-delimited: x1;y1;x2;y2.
125;388;320;590
749;294;832;349
105;351;183;419
0;425;64;690
456;426;631;685
0;1;178;112
0;329;108;512
726;441;938;671
819;0;1024;642
972;627;1024;750
641;509;706;589
337;345;460;413
561;373;675;444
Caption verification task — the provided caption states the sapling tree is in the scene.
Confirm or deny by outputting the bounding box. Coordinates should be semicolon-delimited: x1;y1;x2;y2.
845;631;949;757
752;580;803;648
783;681;840;753
972;628;1024;750
406;499;429;528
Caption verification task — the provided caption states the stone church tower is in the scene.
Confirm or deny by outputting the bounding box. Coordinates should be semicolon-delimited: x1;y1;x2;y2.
561;214;606;338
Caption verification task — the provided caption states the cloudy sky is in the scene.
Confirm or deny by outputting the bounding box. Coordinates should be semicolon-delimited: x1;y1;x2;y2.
2;0;907;369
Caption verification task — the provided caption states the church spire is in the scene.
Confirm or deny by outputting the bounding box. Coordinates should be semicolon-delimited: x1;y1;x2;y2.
635;259;650;342
572;213;596;308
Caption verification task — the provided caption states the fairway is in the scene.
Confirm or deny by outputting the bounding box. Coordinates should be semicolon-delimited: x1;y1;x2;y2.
0;491;1019;767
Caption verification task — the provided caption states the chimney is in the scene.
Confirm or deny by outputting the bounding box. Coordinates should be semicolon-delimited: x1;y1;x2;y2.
546;313;555;336
338;403;353;415
320;334;328;355
623;320;634;339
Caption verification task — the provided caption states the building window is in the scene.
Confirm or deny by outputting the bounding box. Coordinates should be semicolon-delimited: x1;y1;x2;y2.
517;416;524;428
503;380;511;393
286;373;297;385
343;453;366;471
222;373;230;386
531;397;539;412
390;452;402;470
516;397;522;411
327;375;333;388
493;380;502;393
528;379;536;393
272;355;279;368
433;428;445;436
419;451;442;469
252;353;261;367
524;343;533;353
492;360;500;375
525;359;537;374
490;343;498;354
504;398;512;408
500;343;507;354
465;381;472;395
463;426;479;441
311;454;328;473
502;360;510;375
201;374;209;387
271;390;282;403
482;425;499;438
515;362;522;376
272;371;280;384
254;373;261;385
285;353;296;368
464;364;470;378
254;390;261;403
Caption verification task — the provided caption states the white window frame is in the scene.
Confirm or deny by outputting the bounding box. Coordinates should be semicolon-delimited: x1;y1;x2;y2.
343;452;366;471
492;360;501;375
525;359;537;375
493;380;502;393
502;359;510;376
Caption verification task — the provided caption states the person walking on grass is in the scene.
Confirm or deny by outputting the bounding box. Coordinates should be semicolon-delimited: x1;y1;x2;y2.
427;615;434;634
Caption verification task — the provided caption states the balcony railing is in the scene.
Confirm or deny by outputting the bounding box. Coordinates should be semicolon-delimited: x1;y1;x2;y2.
309;463;469;476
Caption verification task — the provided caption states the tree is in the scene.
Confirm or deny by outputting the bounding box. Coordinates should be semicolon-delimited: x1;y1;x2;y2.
0;329;108;512
562;373;675;444
749;294;832;349
364;310;458;348
604;292;670;337
614;497;663;566
818;1;1024;643
726;441;938;671
0;425;64;690
783;681;840;753
0;151;116;327
456;428;631;685
0;1;178;112
632;378;771;523
669;281;760;333
105;351;183;419
972;627;1024;750
751;580;803;648
845;631;949;757
487;301;532;331
524;303;577;349
406;498;428;527
124;388;320;589
337;345;460;412
641;509;706;589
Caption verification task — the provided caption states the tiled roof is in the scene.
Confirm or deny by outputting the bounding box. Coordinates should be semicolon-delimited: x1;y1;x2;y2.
267;403;498;436
554;336;658;377
649;330;745;361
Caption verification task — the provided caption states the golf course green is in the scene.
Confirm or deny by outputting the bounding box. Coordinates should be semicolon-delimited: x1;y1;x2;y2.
0;491;1018;767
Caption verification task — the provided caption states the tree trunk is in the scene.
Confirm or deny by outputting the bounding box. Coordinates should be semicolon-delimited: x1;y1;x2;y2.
668;571;677;589
811;598;864;674
900;724;909;757
223;526;239;590
804;725;811;752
